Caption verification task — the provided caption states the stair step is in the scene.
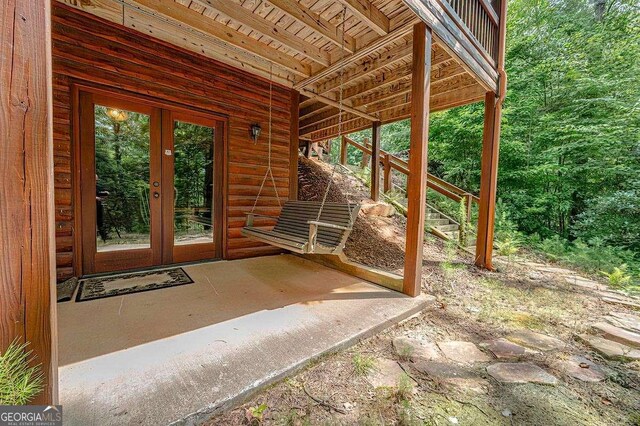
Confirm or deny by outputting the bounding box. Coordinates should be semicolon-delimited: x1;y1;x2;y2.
444;231;459;240
426;218;449;226
438;224;459;232
426;212;441;219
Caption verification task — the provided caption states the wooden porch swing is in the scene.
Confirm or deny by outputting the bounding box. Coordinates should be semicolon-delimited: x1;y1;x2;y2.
242;8;360;255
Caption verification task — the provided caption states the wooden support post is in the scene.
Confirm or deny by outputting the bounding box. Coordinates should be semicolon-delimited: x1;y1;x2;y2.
360;137;371;168
1;0;57;403
475;0;507;270
383;154;392;193
403;22;432;297
305;140;312;158
340;136;348;165
370;121;381;201
289;90;300;200
465;193;473;223
475;92;501;269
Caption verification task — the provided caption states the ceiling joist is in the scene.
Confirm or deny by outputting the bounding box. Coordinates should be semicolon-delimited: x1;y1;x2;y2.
192;0;332;66
335;0;389;35
134;0;310;78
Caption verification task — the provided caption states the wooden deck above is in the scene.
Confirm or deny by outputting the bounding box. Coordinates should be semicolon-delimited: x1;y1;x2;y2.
57;0;504;141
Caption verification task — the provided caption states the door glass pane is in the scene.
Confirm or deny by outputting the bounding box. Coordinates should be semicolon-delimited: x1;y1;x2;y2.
173;121;215;245
95;105;151;252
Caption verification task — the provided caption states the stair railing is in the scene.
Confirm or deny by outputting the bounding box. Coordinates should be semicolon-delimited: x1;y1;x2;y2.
341;136;479;223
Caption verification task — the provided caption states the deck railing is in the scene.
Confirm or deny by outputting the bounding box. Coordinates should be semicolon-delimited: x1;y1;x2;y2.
442;0;500;63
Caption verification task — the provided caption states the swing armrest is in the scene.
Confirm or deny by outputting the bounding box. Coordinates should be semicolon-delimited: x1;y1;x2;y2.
245;212;278;227
307;221;350;231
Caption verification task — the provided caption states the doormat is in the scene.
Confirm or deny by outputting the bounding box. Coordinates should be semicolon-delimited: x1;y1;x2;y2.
57;277;79;302
76;268;193;302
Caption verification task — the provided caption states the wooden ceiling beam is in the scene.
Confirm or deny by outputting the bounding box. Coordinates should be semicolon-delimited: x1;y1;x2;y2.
192;0;331;66
335;0;389;35
268;0;356;53
313;43;412;95
133;0;310;78
301;66;468;129
304;84;486;139
299;88;378;121
293;24;414;90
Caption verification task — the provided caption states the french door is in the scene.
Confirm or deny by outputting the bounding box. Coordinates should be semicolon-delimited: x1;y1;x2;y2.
79;90;224;274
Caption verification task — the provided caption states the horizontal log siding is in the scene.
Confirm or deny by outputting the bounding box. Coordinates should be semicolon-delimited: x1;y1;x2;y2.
52;4;292;279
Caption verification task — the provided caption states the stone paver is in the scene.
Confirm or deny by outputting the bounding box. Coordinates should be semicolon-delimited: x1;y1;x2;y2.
366;358;407;389
507;330;565;352
552;355;605;383
592;322;640;348
602;296;640;311
487;363;558;385
479;338;528;360
393;337;441;361
412;360;477;379
437;341;492;364
564;276;608;291
577;334;640;361
445;377;490;395
606;312;640;334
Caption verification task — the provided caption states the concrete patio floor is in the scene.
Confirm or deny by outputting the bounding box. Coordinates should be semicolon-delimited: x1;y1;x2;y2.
58;254;428;425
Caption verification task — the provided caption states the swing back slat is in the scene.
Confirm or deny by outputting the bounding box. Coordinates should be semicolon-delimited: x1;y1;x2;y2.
242;200;360;254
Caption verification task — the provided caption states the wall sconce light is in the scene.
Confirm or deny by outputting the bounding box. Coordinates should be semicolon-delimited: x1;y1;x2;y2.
250;123;262;144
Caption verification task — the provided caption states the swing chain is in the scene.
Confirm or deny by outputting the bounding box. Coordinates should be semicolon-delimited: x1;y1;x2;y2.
315;6;355;223
250;62;281;214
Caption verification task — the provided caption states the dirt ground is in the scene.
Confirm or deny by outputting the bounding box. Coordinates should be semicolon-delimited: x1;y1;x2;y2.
206;158;640;426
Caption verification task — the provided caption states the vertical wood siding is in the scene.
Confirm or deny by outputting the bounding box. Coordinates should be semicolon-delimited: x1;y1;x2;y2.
52;4;292;280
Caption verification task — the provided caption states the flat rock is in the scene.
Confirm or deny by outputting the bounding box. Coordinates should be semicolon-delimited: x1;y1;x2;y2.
437;341;492;363
533;266;575;275
552;355;605;382
591;322;640;348
602;296;640;311
564;276;607;291
606;312;640;333
507;330;565;352
487;363;558;385
445;377;490;395
412;360;477;379
360;201;395;217
479;338;528;360
393;337;441;361
577;334;640;361
366;358;406;388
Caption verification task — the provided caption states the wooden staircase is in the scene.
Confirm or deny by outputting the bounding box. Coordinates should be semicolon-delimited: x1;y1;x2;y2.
333;136;481;251
425;204;476;250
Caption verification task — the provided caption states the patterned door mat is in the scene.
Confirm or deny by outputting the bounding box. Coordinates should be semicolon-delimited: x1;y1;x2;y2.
76;268;193;302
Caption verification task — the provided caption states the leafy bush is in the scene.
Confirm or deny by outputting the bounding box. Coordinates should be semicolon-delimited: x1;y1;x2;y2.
0;340;44;405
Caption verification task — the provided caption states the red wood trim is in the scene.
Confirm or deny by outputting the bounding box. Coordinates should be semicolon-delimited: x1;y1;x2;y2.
370;121;381;201
403;22;432;297
1;0;57;403
289;90;300;200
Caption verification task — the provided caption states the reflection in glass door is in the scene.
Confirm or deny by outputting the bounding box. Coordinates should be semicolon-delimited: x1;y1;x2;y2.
173;121;215;246
162;111;223;264
94;105;152;252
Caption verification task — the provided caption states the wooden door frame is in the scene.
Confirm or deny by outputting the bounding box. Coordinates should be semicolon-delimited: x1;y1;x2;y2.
73;83;228;276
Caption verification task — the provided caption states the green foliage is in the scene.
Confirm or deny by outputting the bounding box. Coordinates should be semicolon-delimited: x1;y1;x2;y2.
0;340;44;405
345;0;639;276
352;353;377;376
396;373;415;400
246;403;268;424
601;264;632;289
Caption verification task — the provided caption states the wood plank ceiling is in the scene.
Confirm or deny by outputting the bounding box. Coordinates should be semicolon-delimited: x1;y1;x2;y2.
56;0;487;140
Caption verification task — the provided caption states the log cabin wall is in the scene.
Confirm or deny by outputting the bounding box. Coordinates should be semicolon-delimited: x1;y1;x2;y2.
52;4;291;280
